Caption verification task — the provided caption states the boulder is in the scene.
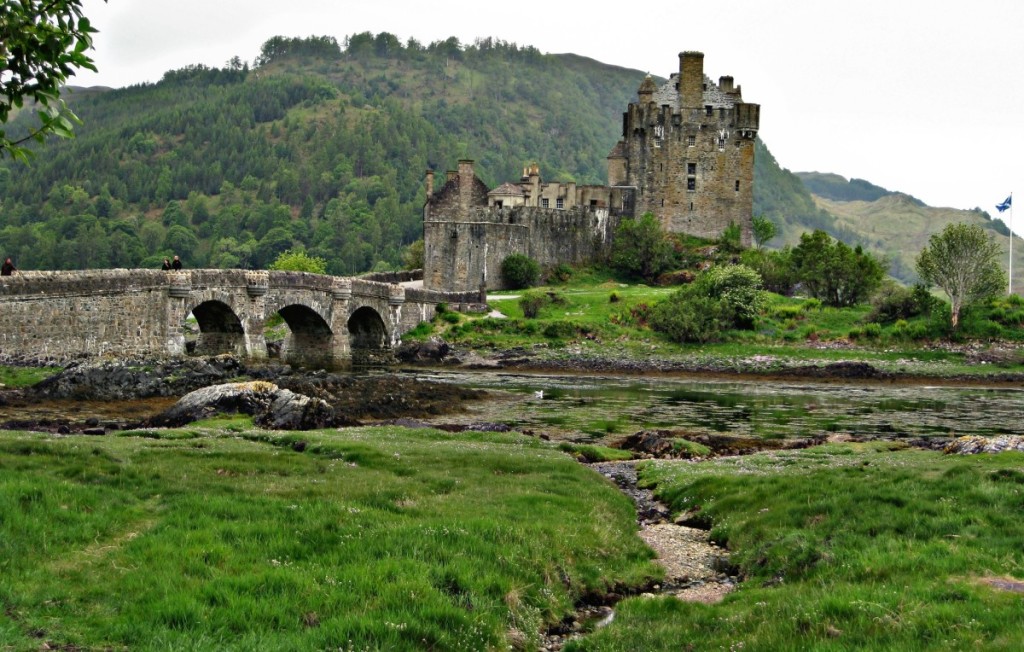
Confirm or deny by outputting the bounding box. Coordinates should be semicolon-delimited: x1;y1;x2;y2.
944;435;1024;455
149;381;333;430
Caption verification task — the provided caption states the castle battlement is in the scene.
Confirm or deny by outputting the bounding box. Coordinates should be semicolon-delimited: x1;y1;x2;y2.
423;51;758;291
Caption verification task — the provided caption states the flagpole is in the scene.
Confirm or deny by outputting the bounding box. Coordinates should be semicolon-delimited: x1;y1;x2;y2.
1010;193;1015;295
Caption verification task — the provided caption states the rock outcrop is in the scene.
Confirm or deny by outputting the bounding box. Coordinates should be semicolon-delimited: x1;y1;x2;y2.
149;381;333;430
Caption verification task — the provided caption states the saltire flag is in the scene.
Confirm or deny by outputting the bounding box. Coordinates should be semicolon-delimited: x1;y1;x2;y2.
996;195;1012;212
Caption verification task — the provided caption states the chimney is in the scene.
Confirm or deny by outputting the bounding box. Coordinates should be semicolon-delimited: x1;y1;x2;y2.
679;51;704;110
719;76;734;93
425;170;434;197
458;159;475;214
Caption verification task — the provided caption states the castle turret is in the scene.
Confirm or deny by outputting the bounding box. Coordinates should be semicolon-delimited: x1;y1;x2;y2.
637;74;657;105
458;159;474;213
679;51;704;110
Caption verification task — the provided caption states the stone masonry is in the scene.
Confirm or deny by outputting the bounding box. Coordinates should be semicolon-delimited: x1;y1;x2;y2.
0;269;470;367
423;51;759;291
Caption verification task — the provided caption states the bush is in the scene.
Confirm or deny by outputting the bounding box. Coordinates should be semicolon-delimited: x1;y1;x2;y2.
519;291;548;318
718;221;743;253
501;254;540;289
694;264;766;328
649;264;767;343
741;248;797;296
543;322;577;339
545;263;573;284
610;212;677;281
863;322;883;339
650;294;728;343
790;230;885;306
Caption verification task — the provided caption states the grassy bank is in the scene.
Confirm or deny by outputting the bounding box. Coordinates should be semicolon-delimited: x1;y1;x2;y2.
568;443;1024;650
0;422;659;650
410;275;1024;379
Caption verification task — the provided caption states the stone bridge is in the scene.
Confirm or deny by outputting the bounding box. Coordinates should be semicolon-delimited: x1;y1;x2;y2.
0;269;482;368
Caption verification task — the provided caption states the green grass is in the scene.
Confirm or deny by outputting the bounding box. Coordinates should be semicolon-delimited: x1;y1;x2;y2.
0;365;61;388
568;443;1024;650
407;273;1023;379
0;426;660;650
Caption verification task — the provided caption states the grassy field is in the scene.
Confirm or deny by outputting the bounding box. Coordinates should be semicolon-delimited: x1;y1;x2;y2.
411;274;1024;378
568;443;1024;651
0;420;660;650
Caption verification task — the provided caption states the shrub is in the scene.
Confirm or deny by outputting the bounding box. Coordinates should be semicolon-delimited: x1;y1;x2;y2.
694;264;766;328
610;212;677;281
801;298;822;312
609;292;620;303
718;221;743;253
543;322;577;339
519;291;548;318
649;264;767;343
790;230;885;306
546;263;573;284
771;305;803;320
741;248;797;296
863;322;883;339
440;311;461;324
501;254;540;289
650;294;728;343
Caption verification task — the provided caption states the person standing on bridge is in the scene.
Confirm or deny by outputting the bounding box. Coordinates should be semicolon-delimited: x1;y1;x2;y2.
1;258;16;276
172;255;182;270
161;258;172;270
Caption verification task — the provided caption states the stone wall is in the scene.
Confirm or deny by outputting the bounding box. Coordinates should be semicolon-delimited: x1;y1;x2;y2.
0;270;173;364
0;270;457;366
424;206;620;291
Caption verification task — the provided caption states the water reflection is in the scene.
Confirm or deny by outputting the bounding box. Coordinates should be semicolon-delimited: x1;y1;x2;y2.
403;370;1024;443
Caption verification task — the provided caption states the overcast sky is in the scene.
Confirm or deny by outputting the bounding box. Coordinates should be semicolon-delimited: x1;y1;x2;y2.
73;0;1023;225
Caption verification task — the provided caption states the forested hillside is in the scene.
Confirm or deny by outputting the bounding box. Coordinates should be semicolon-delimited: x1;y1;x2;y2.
0;32;898;276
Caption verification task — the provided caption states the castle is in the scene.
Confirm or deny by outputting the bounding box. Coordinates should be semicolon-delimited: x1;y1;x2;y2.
423;52;760;292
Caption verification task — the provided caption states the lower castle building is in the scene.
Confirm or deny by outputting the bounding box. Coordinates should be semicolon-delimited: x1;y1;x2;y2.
423;51;759;292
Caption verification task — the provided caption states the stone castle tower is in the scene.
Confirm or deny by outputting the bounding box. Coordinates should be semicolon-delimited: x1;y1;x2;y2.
607;52;760;245
422;51;759;291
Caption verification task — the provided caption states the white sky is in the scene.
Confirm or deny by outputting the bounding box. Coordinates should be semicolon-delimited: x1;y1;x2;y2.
72;0;1024;225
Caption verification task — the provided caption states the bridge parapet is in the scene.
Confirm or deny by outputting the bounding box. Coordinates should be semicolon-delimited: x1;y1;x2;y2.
0;269;454;367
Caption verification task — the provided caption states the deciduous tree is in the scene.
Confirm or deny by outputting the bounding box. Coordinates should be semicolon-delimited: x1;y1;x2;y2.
0;0;104;160
916;222;1005;330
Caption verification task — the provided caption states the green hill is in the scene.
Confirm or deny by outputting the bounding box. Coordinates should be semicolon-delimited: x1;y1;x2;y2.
1;32;1015;293
810;193;1024;293
0;35;652;274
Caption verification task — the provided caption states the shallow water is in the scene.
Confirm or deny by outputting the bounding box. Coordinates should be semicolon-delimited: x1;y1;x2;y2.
1;369;1021;443
399;370;1024;444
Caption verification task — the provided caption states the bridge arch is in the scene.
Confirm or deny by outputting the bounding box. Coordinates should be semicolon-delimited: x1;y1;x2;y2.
348;305;391;365
189;299;247;356
271;303;335;368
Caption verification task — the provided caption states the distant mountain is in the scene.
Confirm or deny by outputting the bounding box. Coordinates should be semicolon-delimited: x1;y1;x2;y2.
807;190;1023;293
795;172;924;206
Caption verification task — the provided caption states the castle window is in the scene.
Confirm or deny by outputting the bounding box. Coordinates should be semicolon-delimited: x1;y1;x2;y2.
735;180;740;192
687;135;695;147
495;200;503;208
705;105;713;117
687;163;696;175
542;198;549;208
556;198;564;210
718;137;726;150
687;178;696;191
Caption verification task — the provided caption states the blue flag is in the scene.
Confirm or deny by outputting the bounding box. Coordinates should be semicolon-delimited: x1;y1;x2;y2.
996;195;1012;212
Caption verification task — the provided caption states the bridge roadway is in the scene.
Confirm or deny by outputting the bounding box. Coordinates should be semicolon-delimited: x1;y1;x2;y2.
0;269;480;368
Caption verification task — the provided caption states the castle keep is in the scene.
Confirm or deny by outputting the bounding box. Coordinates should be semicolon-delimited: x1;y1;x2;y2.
423;52;759;291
